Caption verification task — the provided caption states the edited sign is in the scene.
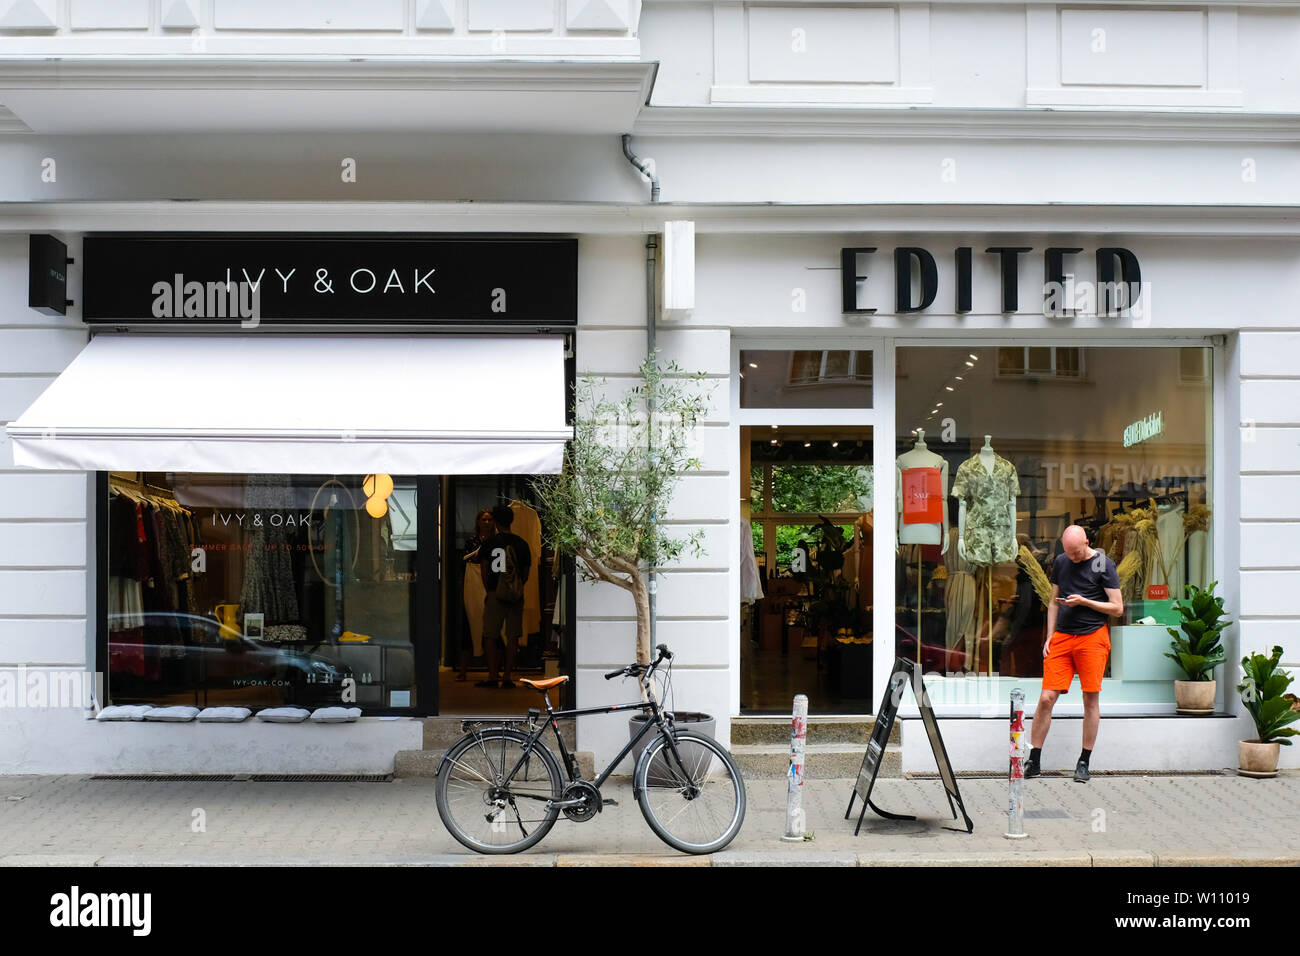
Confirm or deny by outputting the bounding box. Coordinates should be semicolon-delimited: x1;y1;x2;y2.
82;235;578;326
1123;410;1164;447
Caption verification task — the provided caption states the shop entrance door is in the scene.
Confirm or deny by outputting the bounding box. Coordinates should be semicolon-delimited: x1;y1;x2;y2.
741;425;876;713
437;475;575;715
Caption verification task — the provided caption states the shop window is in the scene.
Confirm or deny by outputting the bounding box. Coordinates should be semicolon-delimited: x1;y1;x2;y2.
740;349;873;408
1179;347;1210;384
896;346;1213;708
105;472;418;712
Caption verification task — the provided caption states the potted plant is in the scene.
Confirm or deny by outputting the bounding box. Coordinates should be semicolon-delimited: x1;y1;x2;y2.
1236;646;1300;777
1164;582;1229;714
531;355;716;750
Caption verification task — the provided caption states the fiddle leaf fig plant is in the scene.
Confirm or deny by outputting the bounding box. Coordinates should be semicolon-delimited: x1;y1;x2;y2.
1238;646;1300;745
1164;581;1230;681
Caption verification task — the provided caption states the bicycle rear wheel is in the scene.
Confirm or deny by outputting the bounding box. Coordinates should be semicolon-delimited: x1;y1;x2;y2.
634;730;746;855
435;727;563;854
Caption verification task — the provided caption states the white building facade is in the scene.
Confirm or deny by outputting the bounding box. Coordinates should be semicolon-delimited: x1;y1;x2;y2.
0;0;1297;775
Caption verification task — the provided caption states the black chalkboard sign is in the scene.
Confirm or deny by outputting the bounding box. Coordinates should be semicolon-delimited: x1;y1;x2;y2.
845;657;973;835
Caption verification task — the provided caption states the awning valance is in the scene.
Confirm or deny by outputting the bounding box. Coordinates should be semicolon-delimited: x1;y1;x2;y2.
6;334;571;475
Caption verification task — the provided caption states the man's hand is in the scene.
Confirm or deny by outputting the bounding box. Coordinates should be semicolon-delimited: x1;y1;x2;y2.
1042;634;1052;658
1060;593;1088;607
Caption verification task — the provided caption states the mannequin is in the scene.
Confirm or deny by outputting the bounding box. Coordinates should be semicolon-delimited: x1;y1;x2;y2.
954;435;1019;566
896;430;949;552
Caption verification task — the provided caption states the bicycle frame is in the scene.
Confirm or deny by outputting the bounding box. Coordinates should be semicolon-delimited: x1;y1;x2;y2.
458;672;698;800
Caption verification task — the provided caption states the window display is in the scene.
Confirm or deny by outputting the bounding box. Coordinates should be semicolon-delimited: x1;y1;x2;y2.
895;346;1213;705
106;472;418;711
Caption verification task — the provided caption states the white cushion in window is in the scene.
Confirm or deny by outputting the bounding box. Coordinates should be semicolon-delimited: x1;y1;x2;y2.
95;704;154;721
309;706;362;723
196;706;252;723
256;706;311;723
142;705;200;722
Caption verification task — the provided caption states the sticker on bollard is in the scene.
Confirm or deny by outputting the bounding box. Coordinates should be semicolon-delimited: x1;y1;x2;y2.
1006;688;1028;839
784;694;809;841
845;657;973;835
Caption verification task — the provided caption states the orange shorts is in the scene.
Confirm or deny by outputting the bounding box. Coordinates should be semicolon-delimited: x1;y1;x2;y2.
1043;625;1110;693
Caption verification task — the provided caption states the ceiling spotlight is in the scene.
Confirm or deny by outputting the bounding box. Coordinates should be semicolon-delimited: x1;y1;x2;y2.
804;442;811;448
770;439;778;445
968;354;978;360
771;425;778;430
955;376;963;381
945;386;954;392
965;361;975;367
935;402;943;407
749;362;758;368
832;441;839;447
739;372;745;379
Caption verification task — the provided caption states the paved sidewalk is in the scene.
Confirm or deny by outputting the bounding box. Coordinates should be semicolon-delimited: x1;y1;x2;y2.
1;771;1297;866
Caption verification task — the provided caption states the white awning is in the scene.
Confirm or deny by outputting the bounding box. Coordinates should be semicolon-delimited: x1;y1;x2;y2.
6;334;571;475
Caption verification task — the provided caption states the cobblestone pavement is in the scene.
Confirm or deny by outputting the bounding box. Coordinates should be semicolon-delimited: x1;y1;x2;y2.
1;772;1297;866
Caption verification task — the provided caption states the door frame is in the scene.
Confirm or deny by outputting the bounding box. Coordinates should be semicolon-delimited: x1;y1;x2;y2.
730;335;891;716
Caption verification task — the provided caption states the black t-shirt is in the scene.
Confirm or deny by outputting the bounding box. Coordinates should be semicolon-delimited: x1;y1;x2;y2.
1050;550;1120;634
477;532;531;593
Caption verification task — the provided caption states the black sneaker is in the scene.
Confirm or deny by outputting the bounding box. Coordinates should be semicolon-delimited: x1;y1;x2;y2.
1024;761;1041;779
1073;760;1091;783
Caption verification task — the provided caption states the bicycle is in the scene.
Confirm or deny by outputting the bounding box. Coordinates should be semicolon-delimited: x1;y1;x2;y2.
434;644;746;855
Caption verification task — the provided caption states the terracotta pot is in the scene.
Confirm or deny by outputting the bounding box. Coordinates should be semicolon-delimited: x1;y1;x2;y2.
1238;739;1280;777
1174;679;1216;714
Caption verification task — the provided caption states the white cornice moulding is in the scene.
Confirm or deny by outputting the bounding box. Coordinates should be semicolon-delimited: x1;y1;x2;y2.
632;106;1300;142
645;0;1300;6
0;202;1299;238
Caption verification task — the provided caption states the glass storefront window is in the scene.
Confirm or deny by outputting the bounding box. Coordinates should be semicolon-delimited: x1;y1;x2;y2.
740;349;873;408
895;346;1213;708
105;472;418;711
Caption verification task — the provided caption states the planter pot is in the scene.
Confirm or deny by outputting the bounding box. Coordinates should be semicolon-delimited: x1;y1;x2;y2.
1237;739;1281;778
1173;679;1216;714
628;711;715;776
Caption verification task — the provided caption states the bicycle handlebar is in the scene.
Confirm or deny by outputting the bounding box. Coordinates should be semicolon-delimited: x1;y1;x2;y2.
602;644;674;681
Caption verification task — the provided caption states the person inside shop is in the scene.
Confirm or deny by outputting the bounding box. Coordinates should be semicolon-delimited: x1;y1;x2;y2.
469;504;532;689
457;508;495;682
1025;524;1122;783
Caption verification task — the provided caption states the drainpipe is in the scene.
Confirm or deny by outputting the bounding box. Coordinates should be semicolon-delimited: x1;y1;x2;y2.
646;233;657;661
622;133;661;660
621;133;660;202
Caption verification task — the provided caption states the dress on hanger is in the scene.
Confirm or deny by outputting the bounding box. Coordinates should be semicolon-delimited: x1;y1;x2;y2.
463;535;487;657
1152;503;1187;598
510;500;543;642
740;519;764;604
943;525;978;657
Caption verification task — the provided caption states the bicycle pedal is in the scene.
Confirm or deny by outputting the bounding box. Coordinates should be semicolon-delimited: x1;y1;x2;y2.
602;798;618;807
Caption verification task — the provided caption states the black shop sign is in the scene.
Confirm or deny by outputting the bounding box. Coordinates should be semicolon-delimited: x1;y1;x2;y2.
841;244;1142;317
81;234;577;327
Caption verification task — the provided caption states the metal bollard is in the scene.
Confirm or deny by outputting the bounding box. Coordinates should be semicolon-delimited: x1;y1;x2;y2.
1005;688;1028;839
782;693;809;841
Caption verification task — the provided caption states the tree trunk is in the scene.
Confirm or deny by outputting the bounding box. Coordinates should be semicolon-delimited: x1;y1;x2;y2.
631;570;651;666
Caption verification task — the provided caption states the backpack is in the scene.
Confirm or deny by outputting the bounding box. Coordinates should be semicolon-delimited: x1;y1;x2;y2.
493;541;527;604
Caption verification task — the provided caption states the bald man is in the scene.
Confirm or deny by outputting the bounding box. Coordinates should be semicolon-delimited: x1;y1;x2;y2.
1025;525;1123;783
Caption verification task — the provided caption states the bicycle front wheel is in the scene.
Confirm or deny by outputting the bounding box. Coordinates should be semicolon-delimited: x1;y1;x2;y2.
435;728;563;854
634;730;746;855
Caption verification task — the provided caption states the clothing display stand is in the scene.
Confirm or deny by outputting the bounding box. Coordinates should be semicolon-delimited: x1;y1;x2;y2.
916;553;922;666
986;565;993;676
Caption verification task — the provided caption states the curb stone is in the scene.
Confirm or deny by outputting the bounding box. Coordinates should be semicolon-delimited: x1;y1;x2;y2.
1088;850;1157;866
556;853;708;867
710;850;858;867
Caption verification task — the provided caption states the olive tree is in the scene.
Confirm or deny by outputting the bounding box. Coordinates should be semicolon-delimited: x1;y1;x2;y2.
531;357;714;668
